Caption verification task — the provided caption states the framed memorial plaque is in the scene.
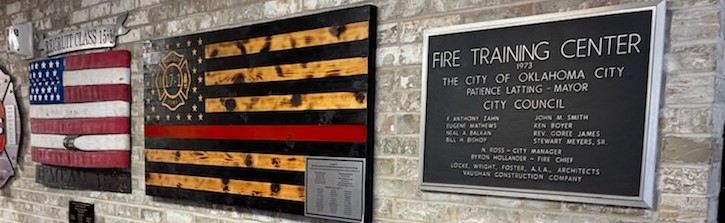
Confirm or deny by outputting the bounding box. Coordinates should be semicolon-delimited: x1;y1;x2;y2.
420;1;665;207
305;157;366;222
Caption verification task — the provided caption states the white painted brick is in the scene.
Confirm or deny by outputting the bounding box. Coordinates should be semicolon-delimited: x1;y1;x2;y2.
112;0;138;14
264;0;302;18
89;3;111;19
138;0;161;7
70;9;90;24
5;2;21;15
82;0;104;7
126;10;149;26
118;28;141;44
376;44;423;67
165;211;193;223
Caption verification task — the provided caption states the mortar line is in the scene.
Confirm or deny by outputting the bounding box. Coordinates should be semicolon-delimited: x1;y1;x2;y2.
0;208;60;222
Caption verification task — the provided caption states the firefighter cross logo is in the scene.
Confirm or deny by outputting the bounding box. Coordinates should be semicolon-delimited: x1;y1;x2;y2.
156;51;191;112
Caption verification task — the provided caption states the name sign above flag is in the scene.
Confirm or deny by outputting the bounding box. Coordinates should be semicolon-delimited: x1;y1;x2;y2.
41;13;129;56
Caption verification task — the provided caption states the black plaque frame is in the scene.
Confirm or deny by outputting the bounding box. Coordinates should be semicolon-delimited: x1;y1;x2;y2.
420;1;665;207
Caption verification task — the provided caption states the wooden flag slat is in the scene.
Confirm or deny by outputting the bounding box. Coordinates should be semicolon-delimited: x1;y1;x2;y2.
145;149;306;172
30;101;130;119
32;147;129;168
205;21;369;59
36;165;131;193
205;92;367;113
146;162;305;185
146;186;304;214
31;117;130;135
145;173;305;202
204;57;368;86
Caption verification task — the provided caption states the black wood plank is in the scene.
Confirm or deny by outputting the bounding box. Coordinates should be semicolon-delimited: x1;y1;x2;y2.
204;40;370;72
203;75;368;97
146;186;304;214
36;165;131;193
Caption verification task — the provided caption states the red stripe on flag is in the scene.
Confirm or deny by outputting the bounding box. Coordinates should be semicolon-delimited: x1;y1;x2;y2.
64;50;131;71
31;117;130;134
31;147;129;168
145;125;367;142
64;84;131;103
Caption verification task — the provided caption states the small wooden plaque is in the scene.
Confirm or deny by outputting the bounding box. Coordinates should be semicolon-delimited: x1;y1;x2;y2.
69;201;94;223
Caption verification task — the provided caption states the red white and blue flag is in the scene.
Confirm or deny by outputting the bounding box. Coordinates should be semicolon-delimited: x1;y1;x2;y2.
29;50;131;168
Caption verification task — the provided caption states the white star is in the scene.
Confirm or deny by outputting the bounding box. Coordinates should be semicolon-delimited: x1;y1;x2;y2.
45;71;49;78
31;88;35;94
49;62;53;68
53;86;57;92
55;61;60;68
41;62;46;69
43;94;48;101
52;70;57;76
41;87;45;94
30;95;33;101
55;94;60;100
46;86;51;93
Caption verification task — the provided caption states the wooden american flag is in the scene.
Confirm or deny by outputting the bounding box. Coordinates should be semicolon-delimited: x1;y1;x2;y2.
143;6;375;215
29;50;132;192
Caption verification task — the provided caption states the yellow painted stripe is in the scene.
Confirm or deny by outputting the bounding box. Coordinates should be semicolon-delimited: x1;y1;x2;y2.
205;57;367;86
145;149;306;172
205;92;367;113
205;21;369;59
145;173;305;202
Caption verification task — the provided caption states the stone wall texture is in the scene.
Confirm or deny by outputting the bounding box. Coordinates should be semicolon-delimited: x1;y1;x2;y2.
0;0;723;222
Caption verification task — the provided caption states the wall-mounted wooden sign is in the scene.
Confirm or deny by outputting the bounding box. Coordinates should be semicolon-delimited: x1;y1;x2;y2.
29;50;132;193
143;6;376;220
0;68;21;188
420;1;665;207
41;14;129;56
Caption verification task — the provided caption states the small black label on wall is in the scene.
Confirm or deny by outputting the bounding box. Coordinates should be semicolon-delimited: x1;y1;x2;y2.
69;201;94;223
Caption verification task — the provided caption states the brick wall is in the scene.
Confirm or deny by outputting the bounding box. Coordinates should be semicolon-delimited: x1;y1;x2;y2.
0;0;723;222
